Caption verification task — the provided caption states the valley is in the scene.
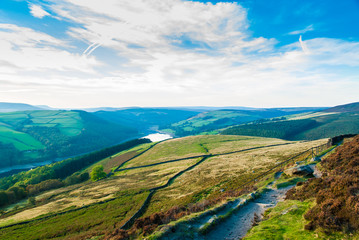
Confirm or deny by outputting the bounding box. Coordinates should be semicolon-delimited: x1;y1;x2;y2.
0;135;327;239
0;102;358;239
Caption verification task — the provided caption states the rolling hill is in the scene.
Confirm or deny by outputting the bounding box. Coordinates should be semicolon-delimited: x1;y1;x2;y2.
222;102;359;140
0;135;328;239
0;102;44;112
322;101;359;113
162;107;327;137
94;108;200;132
0;110;138;168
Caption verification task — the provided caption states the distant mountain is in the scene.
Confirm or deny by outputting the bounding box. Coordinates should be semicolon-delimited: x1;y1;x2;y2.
222;102;359;141
322;102;359;113
80;107;128;112
94;108;200;132
0;102;44;112
0;110;138;168
163;107;328;137
34;105;57;110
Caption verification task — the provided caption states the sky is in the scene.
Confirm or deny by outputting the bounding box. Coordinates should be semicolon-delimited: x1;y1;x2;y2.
0;0;358;108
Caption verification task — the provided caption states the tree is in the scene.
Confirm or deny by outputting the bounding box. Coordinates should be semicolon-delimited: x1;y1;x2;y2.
90;165;106;181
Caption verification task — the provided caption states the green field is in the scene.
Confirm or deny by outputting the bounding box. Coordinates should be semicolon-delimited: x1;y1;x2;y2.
0;110;138;168
0;125;44;151
222;112;359;141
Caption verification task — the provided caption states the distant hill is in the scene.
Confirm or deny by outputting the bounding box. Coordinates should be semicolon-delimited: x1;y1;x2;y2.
222;102;359;140
163;107;327;137
322;102;359;113
94;108;200;132
0;110;138;168
0;102;44;112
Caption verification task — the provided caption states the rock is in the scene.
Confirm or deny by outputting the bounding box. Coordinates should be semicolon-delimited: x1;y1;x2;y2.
284;164;314;176
311;156;321;162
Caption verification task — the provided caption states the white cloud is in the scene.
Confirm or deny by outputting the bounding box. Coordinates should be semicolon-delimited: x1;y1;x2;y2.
0;1;358;108
289;24;314;35
0;24;100;72
299;35;310;54
29;4;50;19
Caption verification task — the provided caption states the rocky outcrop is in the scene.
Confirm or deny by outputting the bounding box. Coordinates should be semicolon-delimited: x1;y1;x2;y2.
284;164;314;177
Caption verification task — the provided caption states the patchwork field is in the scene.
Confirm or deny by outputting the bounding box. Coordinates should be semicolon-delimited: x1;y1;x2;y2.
0;135;328;239
0;125;44;151
0;110;138;168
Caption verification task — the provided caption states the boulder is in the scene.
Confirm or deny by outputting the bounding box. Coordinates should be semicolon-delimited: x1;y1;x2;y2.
284;165;314;177
311;156;321;162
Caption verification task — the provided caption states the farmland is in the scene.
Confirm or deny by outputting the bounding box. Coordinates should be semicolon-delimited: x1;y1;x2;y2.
0;110;138;168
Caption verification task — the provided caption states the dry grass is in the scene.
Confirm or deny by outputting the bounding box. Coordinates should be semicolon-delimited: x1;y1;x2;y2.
0;135;328;234
83;142;155;173
122;135;291;168
143;138;327;217
0;157;200;226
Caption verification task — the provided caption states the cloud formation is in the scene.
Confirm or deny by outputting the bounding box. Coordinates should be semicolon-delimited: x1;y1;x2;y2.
289;24;314;35
29;4;50;18
0;0;358;108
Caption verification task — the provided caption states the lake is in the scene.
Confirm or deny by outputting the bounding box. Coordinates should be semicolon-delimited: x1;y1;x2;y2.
142;133;173;142
0;133;173;177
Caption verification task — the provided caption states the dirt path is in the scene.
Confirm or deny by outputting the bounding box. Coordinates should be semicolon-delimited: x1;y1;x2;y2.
203;184;293;240
158;176;294;240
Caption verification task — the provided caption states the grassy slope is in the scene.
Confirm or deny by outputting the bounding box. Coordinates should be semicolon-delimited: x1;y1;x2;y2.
0;125;44;151
94;108;200;132
222;112;359;141
0;135;327;239
143;139;325;218
0;110;138;168
245;136;359;240
245;199;359;240
0;110;82;155
0;190;149;240
162;108;326;137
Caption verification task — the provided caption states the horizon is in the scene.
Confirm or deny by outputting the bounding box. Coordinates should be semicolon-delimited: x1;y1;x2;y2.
0;100;351;110
1;0;358;108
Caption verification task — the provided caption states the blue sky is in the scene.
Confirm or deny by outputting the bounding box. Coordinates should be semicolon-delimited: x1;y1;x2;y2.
0;0;358;108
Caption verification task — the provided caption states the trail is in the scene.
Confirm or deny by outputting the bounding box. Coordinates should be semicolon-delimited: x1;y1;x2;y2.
203;184;292;240
159;144;339;240
158;175;294;240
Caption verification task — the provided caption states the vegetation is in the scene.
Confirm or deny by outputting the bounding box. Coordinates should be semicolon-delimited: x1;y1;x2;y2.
162;108;325;137
286;135;359;233
94;108;199;132
245;200;332;240
0;190;149;240
0;135;328;239
222;112;359;141
222;119;318;140
0;138;149;207
91;165;106;181
0;110;138;168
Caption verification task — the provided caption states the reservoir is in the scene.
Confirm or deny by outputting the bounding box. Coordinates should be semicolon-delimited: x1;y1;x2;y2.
0;133;173;177
142;133;173;142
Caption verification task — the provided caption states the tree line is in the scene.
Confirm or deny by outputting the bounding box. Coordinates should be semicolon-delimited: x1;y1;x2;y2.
0;138;151;207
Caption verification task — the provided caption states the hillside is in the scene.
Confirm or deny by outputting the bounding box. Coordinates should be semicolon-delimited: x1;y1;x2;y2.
94;108;200;132
322;101;359;113
245;135;359;239
163;107;326;137
0;102;44;112
222;102;359;141
0;110;138;168
0;135;328;239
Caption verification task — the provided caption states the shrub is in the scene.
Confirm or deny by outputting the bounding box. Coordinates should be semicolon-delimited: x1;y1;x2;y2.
286;135;359;233
90;165;106;181
26;179;64;196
